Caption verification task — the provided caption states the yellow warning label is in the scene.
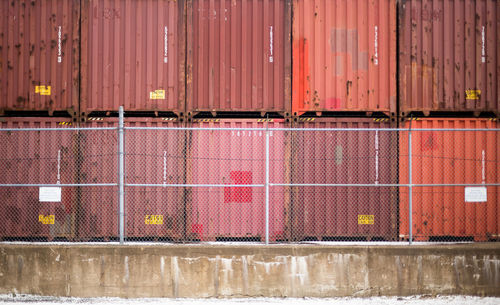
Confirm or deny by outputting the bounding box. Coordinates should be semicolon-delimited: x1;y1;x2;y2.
35;86;51;95
150;90;165;100
58;122;72;126
358;215;374;225
466;90;481;100
39;215;55;225
145;215;163;225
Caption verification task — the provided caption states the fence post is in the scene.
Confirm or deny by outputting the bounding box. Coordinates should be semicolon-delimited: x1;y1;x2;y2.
119;106;125;244
265;128;270;245
408;126;413;245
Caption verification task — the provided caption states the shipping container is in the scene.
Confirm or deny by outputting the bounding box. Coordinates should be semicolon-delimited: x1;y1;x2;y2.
78;117;185;240
80;0;186;115
292;0;397;116
186;0;292;115
289;117;398;241
186;119;290;241
0;0;80;116
0;117;78;240
399;0;499;116
399;118;500;241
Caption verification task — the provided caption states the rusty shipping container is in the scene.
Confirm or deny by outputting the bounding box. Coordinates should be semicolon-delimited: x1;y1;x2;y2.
0;117;78;240
292;0;397;116
186;119;290;241
80;0;185;115
290;117;398;241
186;0;292;115
399;0;500;116
399;119;500;241
78;117;185;240
0;0;80;116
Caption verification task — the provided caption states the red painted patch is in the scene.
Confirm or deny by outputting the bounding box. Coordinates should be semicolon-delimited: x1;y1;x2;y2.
224;171;252;203
191;224;203;236
326;98;341;109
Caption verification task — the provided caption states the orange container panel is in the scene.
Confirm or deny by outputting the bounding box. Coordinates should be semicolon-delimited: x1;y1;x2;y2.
399;119;500;241
292;0;397;116
80;0;186;115
0;0;80;115
187;0;292;115
399;0;500;115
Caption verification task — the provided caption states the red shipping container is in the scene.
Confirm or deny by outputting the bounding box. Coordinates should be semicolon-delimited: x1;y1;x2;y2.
399;0;499;116
186;0;292;115
80;0;185;115
186;119;290;241
400;118;500;241
292;0;397;116
0;0;80;115
78;117;185;240
0;117;78;240
290;117;398;241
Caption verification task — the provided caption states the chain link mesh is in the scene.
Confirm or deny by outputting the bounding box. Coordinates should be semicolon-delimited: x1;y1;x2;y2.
0;126;498;242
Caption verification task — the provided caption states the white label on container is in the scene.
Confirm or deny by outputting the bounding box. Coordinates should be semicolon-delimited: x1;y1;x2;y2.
39;187;62;202
374;26;379;65
269;26;274;63
164;26;168;63
57;26;62;63
481;26;486;63
465;187;487;202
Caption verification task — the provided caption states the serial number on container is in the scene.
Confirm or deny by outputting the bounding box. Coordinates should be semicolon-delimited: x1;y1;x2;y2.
145;215;163;225
358;215;374;225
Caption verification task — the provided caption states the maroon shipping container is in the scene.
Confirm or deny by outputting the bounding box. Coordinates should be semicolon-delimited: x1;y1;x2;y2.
292;0;397;116
186;0;292;115
186;119;290;241
78;117;185;240
0;117;78;240
399;0;500;116
399;118;500;241
0;0;80;115
80;0;185;115
290;117;398;241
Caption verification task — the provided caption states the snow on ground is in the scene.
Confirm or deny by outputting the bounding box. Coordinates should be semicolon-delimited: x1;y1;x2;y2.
0;295;499;305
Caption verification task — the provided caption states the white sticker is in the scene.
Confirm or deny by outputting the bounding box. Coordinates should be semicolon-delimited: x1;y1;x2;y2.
465;187;487;202
57;26;62;63
39;187;62;202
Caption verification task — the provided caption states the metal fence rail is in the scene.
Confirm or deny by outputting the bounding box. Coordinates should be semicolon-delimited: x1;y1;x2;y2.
1;108;499;244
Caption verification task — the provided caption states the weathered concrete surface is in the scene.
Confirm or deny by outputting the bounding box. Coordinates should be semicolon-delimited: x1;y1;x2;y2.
0;244;499;298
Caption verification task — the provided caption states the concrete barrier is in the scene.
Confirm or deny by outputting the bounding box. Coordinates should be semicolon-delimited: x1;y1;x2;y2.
0;243;499;298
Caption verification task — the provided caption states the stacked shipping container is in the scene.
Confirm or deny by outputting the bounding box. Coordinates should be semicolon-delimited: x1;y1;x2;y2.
400;118;500;241
399;0;499;117
1;0;499;242
0;0;80;116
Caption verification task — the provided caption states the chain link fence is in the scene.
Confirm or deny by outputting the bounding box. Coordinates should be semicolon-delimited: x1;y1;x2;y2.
0;117;499;243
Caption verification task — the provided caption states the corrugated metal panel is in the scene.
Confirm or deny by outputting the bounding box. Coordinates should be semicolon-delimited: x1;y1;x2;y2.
399;119;500;241
290;117;398;240
186;0;292;114
80;0;185;115
0;117;78;240
399;0;499;115
0;0;80;115
78;117;184;240
292;0;397;115
186;119;290;241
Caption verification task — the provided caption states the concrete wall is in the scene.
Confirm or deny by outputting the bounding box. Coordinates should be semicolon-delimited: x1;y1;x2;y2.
0;244;499;298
